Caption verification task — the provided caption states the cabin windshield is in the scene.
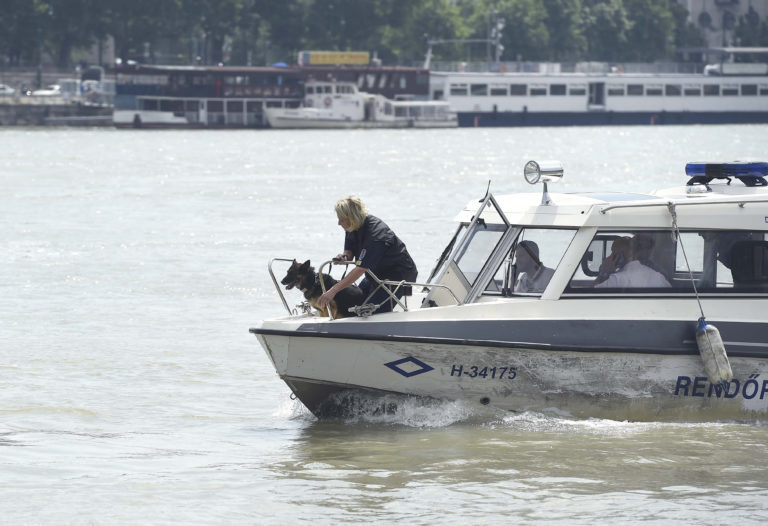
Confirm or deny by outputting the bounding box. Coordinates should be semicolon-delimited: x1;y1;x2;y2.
425;186;593;304
566;229;768;293
483;228;577;296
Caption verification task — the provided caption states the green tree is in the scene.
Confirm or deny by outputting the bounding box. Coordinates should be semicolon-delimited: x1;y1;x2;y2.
624;0;675;61
735;5;768;48
542;0;587;61
582;0;631;61
670;1;706;53
105;0;185;63
0;0;46;66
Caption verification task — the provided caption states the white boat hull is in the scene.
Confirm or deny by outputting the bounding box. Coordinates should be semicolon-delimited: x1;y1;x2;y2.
265;109;457;129
253;306;768;421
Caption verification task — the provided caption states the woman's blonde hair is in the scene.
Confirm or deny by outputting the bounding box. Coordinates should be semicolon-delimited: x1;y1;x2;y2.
335;196;368;231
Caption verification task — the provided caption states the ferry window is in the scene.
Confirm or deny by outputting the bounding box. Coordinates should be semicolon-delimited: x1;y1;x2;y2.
569;85;587;96
704;85;720;96
665;84;681;96
646;85;663;96
550;84;566;96
471;84;488;96
208;100;223;112
160;99;183;112
760;85;768;95
607;85;625;96
227;100;243;112
741;84;758;96
722;85;738;96
627;84;643;96
379;74;388;89
306;86;314;94
455;224;507;286
485;228;576;296
490;84;507;96
566;230;768;293
450;84;468;96
140;98;158;111
400;76;407;89
684;85;702;96
185;100;199;111
530;85;547;96
510;84;527;96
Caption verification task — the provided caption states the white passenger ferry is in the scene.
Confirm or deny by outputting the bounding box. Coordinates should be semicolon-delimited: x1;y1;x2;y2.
253;161;768;421
430;65;768;126
264;80;457;129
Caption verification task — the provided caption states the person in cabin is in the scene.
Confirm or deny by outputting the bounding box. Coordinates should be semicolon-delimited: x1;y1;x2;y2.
513;240;555;293
595;235;670;288
318;196;418;314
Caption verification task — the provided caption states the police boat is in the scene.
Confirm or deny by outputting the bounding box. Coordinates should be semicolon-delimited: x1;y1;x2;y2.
252;161;768;421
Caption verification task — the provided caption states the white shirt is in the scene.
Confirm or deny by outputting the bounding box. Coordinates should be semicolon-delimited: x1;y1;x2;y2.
596;260;670;289
515;265;555;293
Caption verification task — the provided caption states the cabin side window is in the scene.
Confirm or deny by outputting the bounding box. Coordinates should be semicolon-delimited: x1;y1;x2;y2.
483;228;577;296
550;84;566;96
510;84;527;96
566;230;768;294
450;84;468;96
569;84;587;96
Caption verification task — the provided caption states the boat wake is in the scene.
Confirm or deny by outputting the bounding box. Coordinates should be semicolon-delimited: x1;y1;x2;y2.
280;389;495;427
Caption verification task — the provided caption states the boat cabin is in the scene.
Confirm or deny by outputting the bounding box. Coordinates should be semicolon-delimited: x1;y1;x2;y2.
423;161;768;308
301;79;455;124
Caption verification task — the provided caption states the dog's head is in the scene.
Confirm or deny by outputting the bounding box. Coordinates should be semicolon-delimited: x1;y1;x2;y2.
281;259;313;290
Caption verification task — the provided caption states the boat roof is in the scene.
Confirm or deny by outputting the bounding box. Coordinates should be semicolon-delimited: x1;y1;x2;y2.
456;180;768;230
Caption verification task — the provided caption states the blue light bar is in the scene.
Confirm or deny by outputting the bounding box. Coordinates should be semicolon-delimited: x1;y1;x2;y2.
685;161;768;187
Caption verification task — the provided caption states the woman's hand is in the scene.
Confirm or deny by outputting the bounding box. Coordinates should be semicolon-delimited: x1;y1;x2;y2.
318;287;337;308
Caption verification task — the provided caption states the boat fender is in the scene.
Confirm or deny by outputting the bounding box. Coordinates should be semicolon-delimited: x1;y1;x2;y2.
695;317;733;387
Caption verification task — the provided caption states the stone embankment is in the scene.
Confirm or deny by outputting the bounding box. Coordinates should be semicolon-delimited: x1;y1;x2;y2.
0;99;112;126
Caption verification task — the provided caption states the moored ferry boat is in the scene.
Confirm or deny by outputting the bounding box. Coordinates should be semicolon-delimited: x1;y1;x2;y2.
112;63;430;129
264;79;457;129
430;63;768;126
252;161;768;421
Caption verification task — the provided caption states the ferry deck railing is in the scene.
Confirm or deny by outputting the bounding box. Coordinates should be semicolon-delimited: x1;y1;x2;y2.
267;257;460;318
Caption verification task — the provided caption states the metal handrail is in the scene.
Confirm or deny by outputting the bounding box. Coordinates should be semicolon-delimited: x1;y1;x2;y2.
267;257;299;315
318;260;461;318
600;197;768;214
267;257;461;319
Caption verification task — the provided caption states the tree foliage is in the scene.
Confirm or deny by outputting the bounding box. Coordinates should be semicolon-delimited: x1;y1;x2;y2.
0;0;766;68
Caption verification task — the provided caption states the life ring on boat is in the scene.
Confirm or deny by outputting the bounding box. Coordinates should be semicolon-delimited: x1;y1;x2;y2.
324;96;332;107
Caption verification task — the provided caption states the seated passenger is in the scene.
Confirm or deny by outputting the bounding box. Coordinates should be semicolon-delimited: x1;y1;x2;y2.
595;236;670;288
513;240;555;293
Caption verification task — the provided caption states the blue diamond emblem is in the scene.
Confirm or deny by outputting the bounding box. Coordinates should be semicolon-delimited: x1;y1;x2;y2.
384;357;434;378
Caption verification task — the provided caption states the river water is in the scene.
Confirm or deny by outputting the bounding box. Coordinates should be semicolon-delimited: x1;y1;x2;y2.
2;126;768;524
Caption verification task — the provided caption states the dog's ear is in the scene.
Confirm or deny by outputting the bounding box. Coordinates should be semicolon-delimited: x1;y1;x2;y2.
300;259;311;270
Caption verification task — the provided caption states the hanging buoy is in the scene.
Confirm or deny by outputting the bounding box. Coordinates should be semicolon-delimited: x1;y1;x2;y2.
695;317;733;387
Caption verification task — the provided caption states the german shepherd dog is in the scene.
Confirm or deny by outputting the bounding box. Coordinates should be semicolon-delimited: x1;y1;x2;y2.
281;259;364;318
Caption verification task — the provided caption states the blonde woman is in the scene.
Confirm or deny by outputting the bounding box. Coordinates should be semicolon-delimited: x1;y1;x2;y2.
318;196;417;314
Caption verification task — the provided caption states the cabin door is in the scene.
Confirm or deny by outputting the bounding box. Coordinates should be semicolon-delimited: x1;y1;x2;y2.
588;82;605;109
199;100;208;125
